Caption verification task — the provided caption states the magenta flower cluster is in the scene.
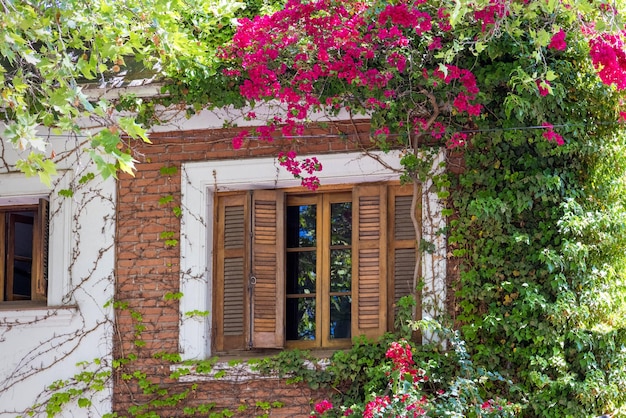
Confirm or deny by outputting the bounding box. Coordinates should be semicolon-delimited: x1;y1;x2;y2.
221;0;487;188
277;151;322;190
589;30;626;90
221;0;626;188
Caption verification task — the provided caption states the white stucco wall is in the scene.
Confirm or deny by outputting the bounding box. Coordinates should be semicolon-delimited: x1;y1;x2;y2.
0;136;115;417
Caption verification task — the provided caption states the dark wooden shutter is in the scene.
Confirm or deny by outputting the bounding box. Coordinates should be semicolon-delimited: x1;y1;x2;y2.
387;185;421;329
32;198;49;303
352;184;387;339
251;190;285;348
214;193;249;351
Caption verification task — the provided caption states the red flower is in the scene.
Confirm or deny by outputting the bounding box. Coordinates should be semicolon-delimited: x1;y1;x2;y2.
536;79;550;96
589;31;626;90
541;122;564;145
447;132;468;149
231;130;248;150
314;399;333;414
548;29;567;51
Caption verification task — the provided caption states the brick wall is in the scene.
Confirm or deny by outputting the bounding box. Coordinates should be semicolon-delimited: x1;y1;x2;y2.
114;123;371;416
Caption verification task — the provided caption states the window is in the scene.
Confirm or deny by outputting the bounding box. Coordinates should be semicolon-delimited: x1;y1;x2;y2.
0;199;48;303
285;192;352;348
212;183;418;352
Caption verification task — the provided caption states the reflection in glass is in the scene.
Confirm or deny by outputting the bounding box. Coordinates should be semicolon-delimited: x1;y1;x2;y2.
330;295;351;339
330;249;351;292
286;251;316;294
286;297;316;340
286;204;316;248
330;202;352;245
12;260;32;298
14;219;33;258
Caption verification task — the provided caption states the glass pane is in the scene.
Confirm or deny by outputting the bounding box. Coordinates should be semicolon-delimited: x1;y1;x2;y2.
286;297;316;340
330;295;351;339
286;204;316;248
330;249;351;292
12;260;32;299
13;214;34;258
330;202;352;245
286;251;316;294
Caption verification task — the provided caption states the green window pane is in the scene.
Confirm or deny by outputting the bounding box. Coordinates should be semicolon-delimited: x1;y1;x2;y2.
286;297;316;341
286;251;316;294
330;249;351;292
286;204;316;248
330;202;351;245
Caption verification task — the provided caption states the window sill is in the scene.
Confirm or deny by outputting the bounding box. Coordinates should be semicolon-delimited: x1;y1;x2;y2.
0;303;78;327
172;351;331;383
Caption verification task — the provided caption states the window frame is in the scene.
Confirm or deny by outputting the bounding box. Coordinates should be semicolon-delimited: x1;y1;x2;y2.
0;172;72;311
1;204;40;302
285;190;354;349
179;151;447;360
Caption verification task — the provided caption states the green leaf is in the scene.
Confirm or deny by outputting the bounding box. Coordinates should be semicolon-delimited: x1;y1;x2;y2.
118;117;151;144
77;398;92;408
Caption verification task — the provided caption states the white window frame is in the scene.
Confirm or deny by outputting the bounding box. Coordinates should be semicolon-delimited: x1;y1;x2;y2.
179;151;447;359
0;172;74;324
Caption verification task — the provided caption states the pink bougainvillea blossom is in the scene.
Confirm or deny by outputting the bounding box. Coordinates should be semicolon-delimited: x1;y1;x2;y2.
277;151;322;190
428;37;442;50
473;0;508;32
542;122;565;145
536;79;551;96
548;29;567;51
589;31;626;90
447;132;468;149
231;130;248;150
363;395;391;418
222;0;626;190
374;126;391;137
313;399;333;414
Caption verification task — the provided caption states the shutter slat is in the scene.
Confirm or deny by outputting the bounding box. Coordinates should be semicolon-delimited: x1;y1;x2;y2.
395;196;416;241
394;248;416;306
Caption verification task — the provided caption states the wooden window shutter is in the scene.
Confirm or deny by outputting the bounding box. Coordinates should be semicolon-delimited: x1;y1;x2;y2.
352;184;388;340
31;198;49;302
387;185;421;330
251;190;285;348
214;193;249;351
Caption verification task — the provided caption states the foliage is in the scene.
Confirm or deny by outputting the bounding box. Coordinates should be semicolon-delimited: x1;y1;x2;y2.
220;0;626;416
253;319;522;418
0;0;286;180
448;32;626;415
6;0;626;416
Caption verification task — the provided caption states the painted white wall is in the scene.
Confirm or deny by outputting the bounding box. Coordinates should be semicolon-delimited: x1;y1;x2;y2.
0;138;115;417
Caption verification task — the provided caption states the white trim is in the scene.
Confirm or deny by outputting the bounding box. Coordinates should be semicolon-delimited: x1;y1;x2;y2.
0;306;77;327
0;172;73;310
179;151;447;359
